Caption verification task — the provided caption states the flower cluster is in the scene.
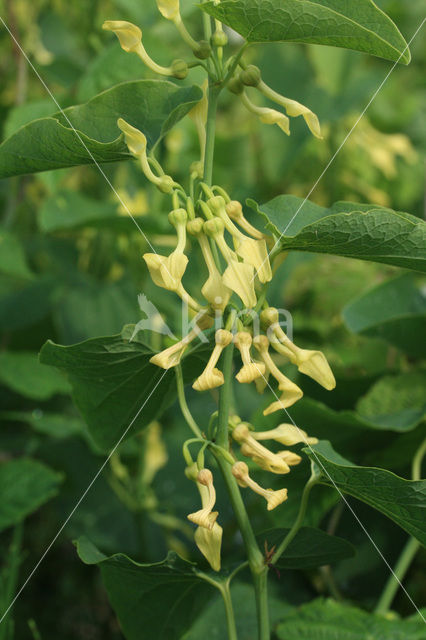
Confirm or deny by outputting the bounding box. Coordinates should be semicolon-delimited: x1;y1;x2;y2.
105;0;335;572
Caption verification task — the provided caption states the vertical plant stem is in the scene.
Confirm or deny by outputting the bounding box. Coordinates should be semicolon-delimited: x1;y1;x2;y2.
0;521;24;640
214;343;269;640
374;437;426;615
176;364;202;437
272;470;320;564
221;581;239;640
203;83;220;186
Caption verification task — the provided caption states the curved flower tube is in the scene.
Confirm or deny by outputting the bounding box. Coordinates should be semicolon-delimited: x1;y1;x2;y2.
232;423;290;474
234;332;266;384
261;308;336;390
187;468;218;529
252;423;318;447
193;329;233;391
231;461;288;511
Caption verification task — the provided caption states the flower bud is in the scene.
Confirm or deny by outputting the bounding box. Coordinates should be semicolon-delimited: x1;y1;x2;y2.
206;195;226;215
171;58;188;79
194;40;212;59
227;76;244;95
187;217;204;236
168;208;188;227
211;29;228;47
240;65;261;87
194;520;223;571
157;175;175;194
204;217;225;237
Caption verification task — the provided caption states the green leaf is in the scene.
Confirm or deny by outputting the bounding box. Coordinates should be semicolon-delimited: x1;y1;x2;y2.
0;351;71;400
0;411;84;439
290;387;426;435
0;458;63;532
201;0;410;64
39;189;167;234
276;598;425;639
304;442;426;546
258;527;355;569
343;274;426;356
0;80;202;178
250;196;426;272
0;230;33;279
39;330;209;449
355;371;426;432
76;538;213;640
0;277;54;331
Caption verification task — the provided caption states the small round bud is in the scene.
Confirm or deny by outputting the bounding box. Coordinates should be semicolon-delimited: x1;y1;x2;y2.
187;217;204;236
171;58;188;79
215;329;233;347
234;331;253;347
168;208;187;226
240;65;261;87
207;196;225;215
260;307;279;328
225;200;243;220
211;29;228;47
231;461;249;480
197;468;213;486
253;334;269;352
227;76;244;95
194;40;212;60
185;462;199;482
157;175;175;193
190;160;203;178
204;217;225;237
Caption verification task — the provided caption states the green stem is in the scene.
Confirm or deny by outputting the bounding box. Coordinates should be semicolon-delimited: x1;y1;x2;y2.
176;364;202;437
213;342;268;639
374;437;426;615
374;537;420;615
0;521;24;640
203;83;220;186
197;572;238;640
272;469;320;565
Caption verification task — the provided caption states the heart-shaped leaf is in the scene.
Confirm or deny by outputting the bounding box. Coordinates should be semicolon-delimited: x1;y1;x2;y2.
258;526;355;569
304;442;426;546
201;0;410;63
39;328;210;449
0;80;202;178
76;538;213;640
250;196;426;272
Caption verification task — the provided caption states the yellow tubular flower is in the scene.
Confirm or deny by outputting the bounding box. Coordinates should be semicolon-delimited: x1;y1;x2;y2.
187;217;231;311
276;450;302;466
231;462;288;511
156;0;180;21
241;92;290;135
258;81;322;139
225;200;265;240
194;520;223;572
204;218;257;309
193;329;233;391
103;20;179;77
150;312;212;369
253;335;303;410
232;423;290;474
252;423;318;447
234;332;266;384
261;308;336;390
117;118;175;193
187;469;218;529
207;196;272;283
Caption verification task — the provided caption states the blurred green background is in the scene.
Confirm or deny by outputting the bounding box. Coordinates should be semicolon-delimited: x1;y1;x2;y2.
0;1;425;638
